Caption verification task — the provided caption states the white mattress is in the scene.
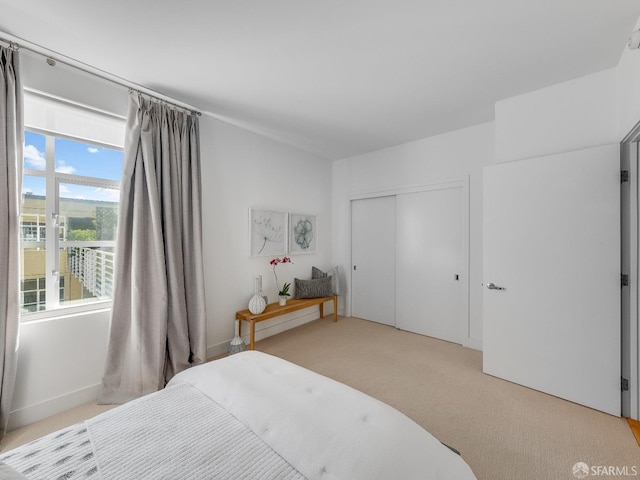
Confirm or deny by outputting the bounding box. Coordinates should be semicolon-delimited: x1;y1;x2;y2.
170;351;476;479
0;351;476;479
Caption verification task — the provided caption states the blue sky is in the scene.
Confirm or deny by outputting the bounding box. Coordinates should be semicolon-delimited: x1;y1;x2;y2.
22;130;123;202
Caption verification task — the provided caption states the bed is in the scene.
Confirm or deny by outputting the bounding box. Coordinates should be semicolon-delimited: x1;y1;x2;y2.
0;351;476;479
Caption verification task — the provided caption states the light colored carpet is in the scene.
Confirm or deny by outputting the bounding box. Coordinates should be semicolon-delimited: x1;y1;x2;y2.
256;317;639;480
3;316;638;480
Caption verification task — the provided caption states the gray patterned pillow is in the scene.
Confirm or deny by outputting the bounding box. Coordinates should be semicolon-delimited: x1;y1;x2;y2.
312;266;340;295
294;277;333;299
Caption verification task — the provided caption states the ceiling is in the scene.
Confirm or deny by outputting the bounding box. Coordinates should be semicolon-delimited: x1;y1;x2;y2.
1;1;640;160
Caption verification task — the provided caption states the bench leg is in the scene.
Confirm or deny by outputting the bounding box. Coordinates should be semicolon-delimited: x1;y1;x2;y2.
319;302;324;319
333;296;338;322
250;320;256;350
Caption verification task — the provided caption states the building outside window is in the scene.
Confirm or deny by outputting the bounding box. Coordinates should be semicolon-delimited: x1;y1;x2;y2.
20;94;125;316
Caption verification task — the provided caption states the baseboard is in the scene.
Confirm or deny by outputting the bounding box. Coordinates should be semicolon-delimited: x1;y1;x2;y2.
207;341;230;359
463;337;483;351
207;307;325;359
8;383;101;432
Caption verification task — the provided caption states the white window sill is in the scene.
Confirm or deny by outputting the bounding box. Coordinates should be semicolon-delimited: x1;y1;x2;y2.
20;300;112;323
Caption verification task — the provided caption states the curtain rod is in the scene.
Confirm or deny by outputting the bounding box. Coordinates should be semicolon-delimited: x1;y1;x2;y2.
128;88;201;117
0;32;202;116
0;38;18;51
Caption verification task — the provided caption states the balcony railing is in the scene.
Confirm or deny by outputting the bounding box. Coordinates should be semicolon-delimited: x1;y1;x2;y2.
67;247;114;298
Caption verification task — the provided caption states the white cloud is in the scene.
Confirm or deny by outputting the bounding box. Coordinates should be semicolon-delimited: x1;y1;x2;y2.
87;147;99;154
59;184;71;195
24;144;46;169
55;160;76;175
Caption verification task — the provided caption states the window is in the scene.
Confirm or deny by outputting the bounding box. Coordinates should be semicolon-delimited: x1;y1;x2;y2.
20;277;65;313
20;129;123;315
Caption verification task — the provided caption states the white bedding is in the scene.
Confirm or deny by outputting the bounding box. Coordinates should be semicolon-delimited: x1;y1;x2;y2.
170;351;475;479
1;351;476;479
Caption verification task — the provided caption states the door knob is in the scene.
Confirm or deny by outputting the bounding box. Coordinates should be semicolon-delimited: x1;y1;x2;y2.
486;282;506;291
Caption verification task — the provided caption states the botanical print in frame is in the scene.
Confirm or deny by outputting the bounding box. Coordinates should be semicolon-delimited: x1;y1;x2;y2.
250;209;288;257
289;213;317;254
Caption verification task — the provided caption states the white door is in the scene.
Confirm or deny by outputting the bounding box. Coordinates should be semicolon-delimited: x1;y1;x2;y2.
396;187;467;344
483;144;620;416
351;196;396;326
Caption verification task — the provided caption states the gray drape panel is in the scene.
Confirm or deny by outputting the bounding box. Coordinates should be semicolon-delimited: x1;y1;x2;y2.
0;46;22;440
98;93;206;404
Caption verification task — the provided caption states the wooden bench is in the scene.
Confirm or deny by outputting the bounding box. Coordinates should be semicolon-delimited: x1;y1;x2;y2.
236;295;338;350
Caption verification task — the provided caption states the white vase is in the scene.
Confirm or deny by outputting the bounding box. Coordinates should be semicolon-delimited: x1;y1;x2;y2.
249;293;266;314
248;276;266;314
279;296;287;306
256;275;268;304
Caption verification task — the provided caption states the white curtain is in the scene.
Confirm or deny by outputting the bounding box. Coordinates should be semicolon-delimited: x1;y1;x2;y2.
99;92;206;404
0;45;22;439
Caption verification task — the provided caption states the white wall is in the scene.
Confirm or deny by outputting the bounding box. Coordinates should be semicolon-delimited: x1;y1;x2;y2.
9;310;111;431
617;17;640;139
10;50;332;429
199;115;333;358
494;69;619;163
332;122;495;350
494;15;640;163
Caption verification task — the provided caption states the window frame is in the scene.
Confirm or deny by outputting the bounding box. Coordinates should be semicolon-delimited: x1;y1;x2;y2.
21;127;122;322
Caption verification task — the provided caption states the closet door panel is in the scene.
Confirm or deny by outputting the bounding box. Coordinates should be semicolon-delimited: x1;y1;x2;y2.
351;196;396;326
396;187;466;344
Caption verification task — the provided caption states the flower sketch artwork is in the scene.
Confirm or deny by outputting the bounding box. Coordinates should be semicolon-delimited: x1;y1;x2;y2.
289;213;317;254
250;209;287;256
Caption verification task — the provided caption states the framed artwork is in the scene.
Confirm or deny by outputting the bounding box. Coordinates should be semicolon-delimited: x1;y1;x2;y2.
289;213;317;254
249;209;288;257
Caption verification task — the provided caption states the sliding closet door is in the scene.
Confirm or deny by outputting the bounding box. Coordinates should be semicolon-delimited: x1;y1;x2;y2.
483;144;620;416
351;196;396;326
396;187;467;344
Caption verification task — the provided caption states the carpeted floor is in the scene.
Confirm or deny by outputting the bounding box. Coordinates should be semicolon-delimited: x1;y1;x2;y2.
256;317;639;480
3;316;639;480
